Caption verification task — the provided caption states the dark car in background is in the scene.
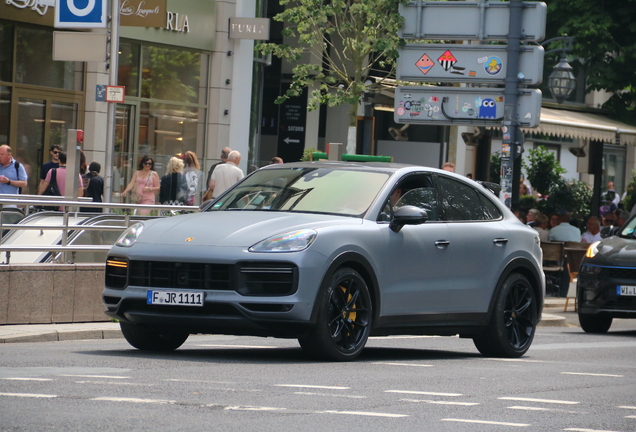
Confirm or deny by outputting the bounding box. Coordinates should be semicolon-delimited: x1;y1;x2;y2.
578;214;636;333
103;162;545;361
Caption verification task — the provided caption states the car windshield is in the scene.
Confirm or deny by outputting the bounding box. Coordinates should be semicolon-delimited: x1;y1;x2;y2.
618;216;636;238
207;167;391;217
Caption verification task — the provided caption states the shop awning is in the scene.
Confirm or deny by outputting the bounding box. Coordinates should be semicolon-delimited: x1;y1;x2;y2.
524;107;636;145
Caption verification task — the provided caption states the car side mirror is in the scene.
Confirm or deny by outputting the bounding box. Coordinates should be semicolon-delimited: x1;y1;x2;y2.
390;205;428;233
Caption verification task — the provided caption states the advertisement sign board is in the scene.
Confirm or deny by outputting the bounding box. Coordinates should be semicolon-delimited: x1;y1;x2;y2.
394;87;542;128
397;44;544;85
55;0;108;28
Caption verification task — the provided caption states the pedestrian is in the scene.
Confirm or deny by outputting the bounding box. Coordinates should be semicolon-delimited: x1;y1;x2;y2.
39;145;62;192
441;162;455;172
183;151;205;206
581;216;602;243
160;157;188;205
80;161;104;213
271;156;283;164
610;210;630;236
533;213;550;243
548;212;581;242
526;208;540;227
38;152;83;210
122;155;159;215
549;213;560;230
600;181;619;217
0;145;28;207
209;150;244;199
206;147;231;187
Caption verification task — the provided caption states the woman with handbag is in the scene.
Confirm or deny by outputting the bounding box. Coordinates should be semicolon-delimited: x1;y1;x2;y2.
122;155;159;215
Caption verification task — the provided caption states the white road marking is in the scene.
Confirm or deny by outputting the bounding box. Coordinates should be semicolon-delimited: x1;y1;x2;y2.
618;406;636;410
91;397;174;404
561;372;623;377
275;384;349;390
195;344;275;349
564;429;622;432
625;415;636;419
482;358;545;363
164;379;237;384
322;410;408;418
294;392;367;399
58;374;130;379
224;406;286;411
507;406;583;414
2;378;54;381
75;381;153;386
442;418;529;427
401;398;479;406
499;397;579;405
386;390;462;397
0;392;57;398
373;362;434;367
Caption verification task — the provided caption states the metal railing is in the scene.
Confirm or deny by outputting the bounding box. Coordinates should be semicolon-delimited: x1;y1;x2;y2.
0;195;200;264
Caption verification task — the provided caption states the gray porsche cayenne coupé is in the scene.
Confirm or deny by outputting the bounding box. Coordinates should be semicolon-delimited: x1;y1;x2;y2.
103;162;545;361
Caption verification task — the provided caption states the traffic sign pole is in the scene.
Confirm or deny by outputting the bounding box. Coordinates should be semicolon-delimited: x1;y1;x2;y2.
501;0;524;209
104;0;120;207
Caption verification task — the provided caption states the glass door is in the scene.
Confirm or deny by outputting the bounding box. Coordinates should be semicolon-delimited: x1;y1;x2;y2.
10;89;82;195
112;104;136;201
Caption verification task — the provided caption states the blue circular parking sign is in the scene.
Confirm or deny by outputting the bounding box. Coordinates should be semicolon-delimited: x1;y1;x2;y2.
56;0;106;28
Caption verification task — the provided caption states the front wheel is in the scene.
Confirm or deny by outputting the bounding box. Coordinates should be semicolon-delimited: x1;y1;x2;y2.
474;273;537;358
120;322;189;351
299;267;372;361
578;313;612;333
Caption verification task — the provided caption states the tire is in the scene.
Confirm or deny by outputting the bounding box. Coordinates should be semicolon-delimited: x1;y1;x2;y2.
473;273;537;358
120;322;189;351
578;313;613;333
299;267;373;361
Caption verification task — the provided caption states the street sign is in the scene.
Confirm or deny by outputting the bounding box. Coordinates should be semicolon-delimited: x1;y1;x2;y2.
105;86;126;103
397;44;544;85
53;32;108;62
399;1;547;42
394;87;542;127
55;0;107;28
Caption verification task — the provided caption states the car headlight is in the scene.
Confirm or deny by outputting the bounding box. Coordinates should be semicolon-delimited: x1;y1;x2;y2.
585;241;600;258
115;223;144;247
249;229;317;252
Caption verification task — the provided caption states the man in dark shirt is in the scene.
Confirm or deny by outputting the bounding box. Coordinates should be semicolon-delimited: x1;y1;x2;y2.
206;147;231;187
39;145;62;191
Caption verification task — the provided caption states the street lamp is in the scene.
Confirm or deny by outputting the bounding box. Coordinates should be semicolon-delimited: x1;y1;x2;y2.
543;35;576;104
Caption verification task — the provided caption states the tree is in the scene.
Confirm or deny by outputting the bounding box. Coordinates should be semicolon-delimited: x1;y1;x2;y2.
260;0;407;142
546;0;636;123
523;146;566;196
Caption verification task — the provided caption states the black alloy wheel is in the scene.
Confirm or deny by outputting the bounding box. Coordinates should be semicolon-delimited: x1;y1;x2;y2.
474;273;537;358
299;267;372;361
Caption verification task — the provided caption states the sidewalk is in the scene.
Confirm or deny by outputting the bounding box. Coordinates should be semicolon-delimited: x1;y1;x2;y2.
0;298;577;344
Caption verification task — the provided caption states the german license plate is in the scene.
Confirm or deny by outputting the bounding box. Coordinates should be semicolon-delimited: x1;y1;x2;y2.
617;286;636;296
147;290;204;306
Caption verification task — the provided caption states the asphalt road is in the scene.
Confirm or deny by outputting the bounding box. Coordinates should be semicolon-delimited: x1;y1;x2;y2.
1;322;636;432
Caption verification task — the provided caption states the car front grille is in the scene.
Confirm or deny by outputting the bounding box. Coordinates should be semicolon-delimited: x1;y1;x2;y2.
602;267;636;280
105;257;299;296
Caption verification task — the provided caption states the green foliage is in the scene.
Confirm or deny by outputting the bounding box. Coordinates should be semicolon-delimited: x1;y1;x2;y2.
546;0;636;122
518;195;538;212
260;0;408;124
489;152;501;184
300;147;317;161
523;146;566;196
538;178;592;220
141;46;200;103
621;170;636;212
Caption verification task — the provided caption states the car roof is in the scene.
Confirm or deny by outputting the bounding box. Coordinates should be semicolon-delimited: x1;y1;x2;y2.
259;160;447;174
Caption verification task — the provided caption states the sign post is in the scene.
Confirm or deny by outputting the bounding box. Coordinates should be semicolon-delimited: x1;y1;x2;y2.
395;0;547;208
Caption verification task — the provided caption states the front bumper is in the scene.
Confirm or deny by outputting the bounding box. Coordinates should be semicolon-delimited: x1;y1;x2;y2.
578;266;636;318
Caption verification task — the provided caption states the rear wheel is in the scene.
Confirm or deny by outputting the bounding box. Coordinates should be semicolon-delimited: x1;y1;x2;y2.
578;313;612;333
120;322;189;351
299;267;372;361
474;273;537;358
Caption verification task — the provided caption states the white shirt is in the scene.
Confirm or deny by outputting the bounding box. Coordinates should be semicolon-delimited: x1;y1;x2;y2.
581;231;602;243
211;161;244;197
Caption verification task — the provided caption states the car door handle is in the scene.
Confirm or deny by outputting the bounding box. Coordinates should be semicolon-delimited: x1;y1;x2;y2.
434;240;450;248
493;238;509;245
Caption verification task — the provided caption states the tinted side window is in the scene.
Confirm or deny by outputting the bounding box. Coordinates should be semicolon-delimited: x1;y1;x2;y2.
480;193;503;220
437;176;488;221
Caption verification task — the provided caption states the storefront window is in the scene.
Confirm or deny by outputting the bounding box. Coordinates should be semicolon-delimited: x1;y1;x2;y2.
0;22;13;83
140;44;207;104
15;27;83;91
118;41;140;97
0;87;10;145
138;102;206;172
